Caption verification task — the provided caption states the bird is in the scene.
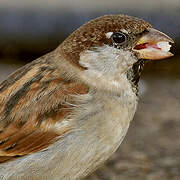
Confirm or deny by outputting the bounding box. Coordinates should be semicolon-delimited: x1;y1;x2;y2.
0;14;173;180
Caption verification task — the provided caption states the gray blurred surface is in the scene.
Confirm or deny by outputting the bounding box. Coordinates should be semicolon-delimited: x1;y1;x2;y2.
0;0;179;11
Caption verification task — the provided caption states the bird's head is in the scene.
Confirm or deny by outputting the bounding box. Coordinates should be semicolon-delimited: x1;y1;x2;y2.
59;15;174;92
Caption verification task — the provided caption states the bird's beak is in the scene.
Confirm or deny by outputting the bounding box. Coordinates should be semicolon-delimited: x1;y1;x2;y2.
133;28;174;60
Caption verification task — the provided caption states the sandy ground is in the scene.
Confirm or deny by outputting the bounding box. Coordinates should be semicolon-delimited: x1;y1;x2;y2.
0;64;179;180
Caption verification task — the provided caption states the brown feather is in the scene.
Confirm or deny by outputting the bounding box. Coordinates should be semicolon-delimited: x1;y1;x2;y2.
0;156;16;163
0;58;89;163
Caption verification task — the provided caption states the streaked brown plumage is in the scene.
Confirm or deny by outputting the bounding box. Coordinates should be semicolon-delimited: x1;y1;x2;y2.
0;57;88;158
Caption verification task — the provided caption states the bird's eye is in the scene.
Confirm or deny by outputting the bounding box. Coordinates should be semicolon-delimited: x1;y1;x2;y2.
111;32;127;45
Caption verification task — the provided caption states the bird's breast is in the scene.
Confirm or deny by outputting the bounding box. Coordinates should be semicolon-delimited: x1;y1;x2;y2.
0;85;138;180
67;88;138;178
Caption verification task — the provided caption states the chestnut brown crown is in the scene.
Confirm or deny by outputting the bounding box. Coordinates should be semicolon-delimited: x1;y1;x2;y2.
59;15;151;66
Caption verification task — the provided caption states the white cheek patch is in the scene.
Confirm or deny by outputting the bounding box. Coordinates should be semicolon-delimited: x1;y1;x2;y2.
106;32;113;39
79;45;137;76
157;41;171;52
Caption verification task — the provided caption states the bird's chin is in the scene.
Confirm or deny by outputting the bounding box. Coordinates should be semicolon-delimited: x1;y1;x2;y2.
133;28;174;60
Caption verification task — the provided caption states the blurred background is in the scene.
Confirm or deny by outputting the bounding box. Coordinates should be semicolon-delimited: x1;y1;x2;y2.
0;0;179;179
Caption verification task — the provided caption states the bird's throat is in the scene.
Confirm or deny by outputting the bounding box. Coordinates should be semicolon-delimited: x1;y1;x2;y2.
126;60;145;95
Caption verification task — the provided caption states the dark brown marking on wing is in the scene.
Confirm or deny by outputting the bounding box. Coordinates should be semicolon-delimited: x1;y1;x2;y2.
0;60;43;93
0;50;89;162
0;139;7;146
4;73;43;117
0;79;89;162
0;156;17;163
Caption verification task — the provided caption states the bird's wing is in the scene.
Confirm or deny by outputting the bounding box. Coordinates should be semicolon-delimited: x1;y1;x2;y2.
0;59;88;163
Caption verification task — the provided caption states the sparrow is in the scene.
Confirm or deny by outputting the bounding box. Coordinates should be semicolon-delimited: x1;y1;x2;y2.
0;15;174;180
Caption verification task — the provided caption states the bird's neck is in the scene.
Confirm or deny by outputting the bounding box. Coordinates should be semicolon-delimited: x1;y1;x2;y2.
126;60;145;95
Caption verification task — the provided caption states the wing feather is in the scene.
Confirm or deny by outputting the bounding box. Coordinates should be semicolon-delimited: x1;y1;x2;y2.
0;59;88;163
